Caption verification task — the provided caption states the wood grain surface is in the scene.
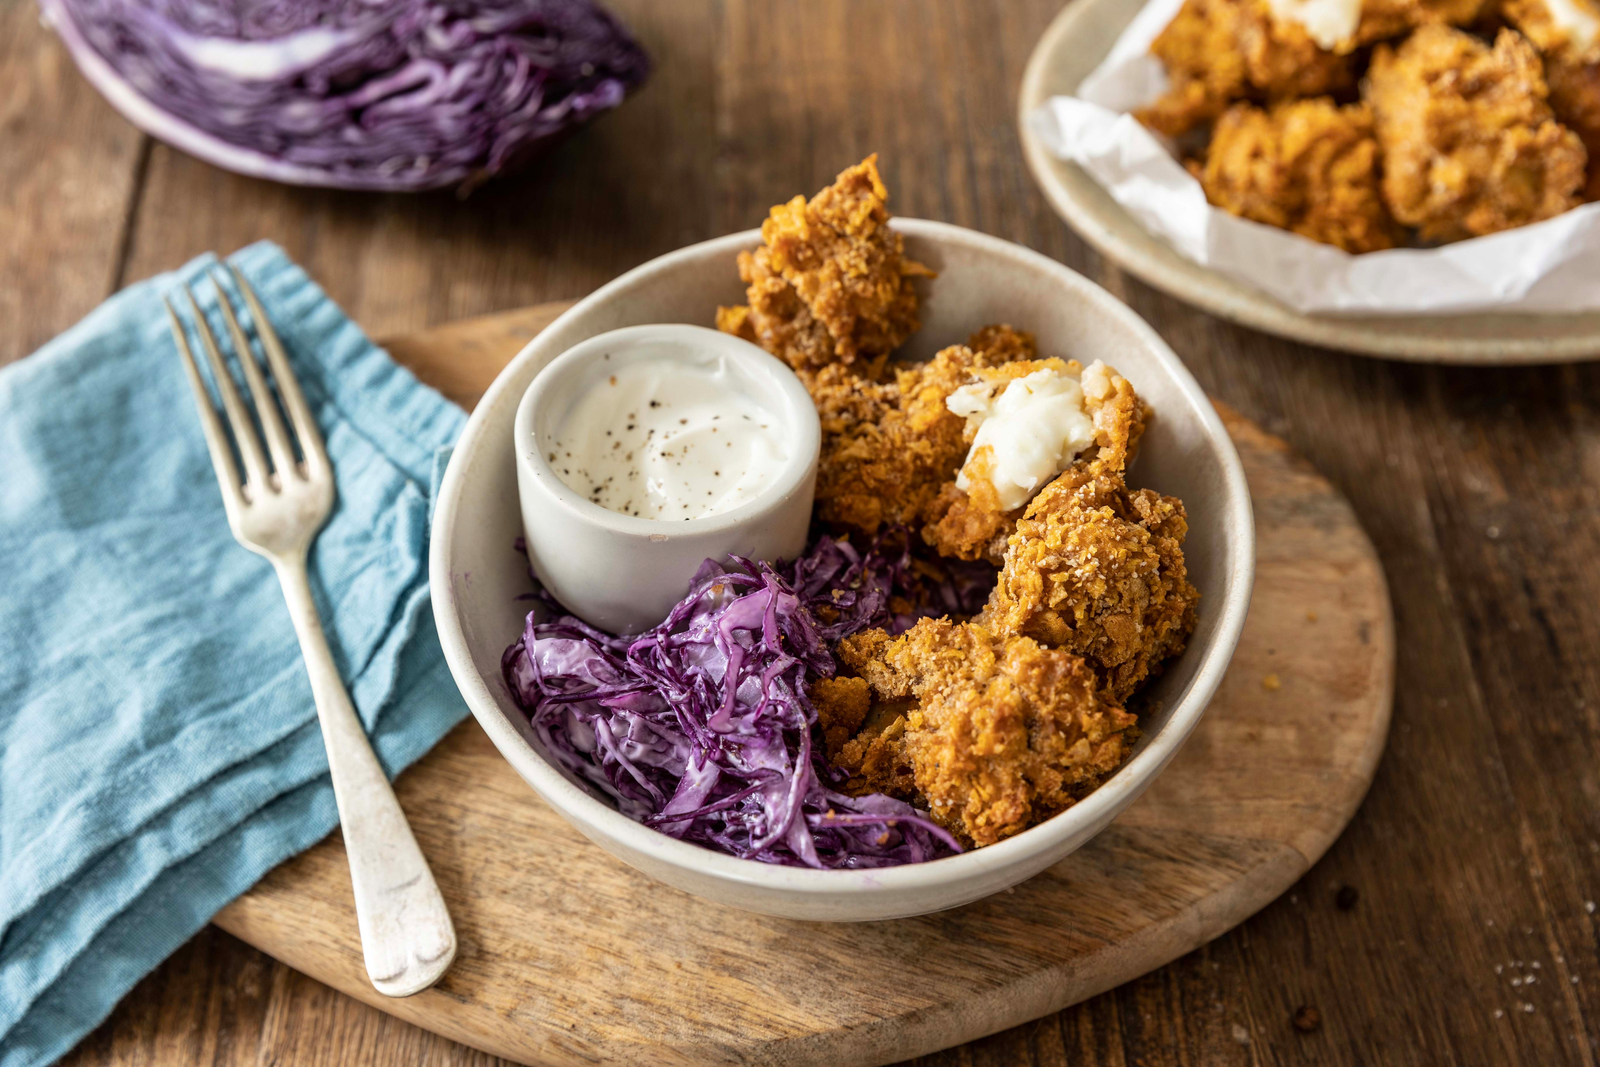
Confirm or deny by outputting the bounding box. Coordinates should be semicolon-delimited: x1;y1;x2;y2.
6;0;1599;1063
169;303;1386;1066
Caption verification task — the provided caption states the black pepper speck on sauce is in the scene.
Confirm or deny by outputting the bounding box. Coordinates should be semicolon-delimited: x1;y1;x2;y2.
547;356;789;519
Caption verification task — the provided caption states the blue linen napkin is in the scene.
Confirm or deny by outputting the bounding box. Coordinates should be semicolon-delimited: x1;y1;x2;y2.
0;242;468;1066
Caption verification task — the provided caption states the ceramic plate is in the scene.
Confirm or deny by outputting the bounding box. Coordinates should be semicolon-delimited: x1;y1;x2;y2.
1017;0;1600;363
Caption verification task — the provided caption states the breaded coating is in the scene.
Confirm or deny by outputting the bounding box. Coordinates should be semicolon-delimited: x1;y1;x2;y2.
716;155;933;371
1194;99;1401;252
811;674;872;755
800;352;966;535
821;631;920;799
1139;0;1355;136
833;706;918;800
802;329;1028;535
981;465;1199;705
965;324;1039;363
1079;360;1149;475
1365;27;1587;240
833;619;1138;846
922;360;1149;563
716;256;836;370
1544;56;1600;199
1498;0;1600;61
1349;0;1496;47
1504;0;1600;198
921;450;1015;565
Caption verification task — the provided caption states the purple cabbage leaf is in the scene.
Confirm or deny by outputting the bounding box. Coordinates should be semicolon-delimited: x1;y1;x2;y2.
40;0;650;191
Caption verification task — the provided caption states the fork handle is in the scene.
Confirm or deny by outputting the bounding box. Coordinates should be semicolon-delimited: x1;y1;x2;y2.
273;557;457;998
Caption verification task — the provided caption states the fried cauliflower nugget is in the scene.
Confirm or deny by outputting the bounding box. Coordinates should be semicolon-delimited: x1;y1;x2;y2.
1193;99;1401;252
922;360;1148;563
1139;0;1355;136
1545;56;1600;198
832;619;1138;846
1365;27;1587;240
802;327;1034;535
716;155;933;371
981;466;1198;705
1498;0;1600;59
1499;0;1600;198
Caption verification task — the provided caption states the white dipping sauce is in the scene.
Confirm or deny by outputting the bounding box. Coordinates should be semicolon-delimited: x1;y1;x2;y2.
548;355;790;521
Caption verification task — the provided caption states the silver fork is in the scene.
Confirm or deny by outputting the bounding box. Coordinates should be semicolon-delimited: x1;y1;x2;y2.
166;267;456;998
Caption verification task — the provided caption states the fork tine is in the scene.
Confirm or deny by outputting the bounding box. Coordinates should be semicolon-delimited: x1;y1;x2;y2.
167;298;245;516
183;287;271;494
211;272;298;478
225;264;328;472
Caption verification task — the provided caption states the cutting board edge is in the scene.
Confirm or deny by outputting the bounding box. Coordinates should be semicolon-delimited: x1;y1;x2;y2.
215;833;1313;1067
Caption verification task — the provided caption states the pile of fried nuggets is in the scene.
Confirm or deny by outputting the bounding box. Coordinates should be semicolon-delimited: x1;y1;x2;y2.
1141;0;1600;250
716;158;1198;847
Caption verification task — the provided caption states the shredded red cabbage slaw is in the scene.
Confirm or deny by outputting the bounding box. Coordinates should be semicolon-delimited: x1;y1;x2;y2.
502;532;989;867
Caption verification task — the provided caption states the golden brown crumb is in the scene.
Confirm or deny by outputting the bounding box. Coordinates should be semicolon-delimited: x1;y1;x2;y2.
1497;0;1600;60
1080;359;1149;476
715;256;836;368
716;155;933;371
834;619;1138;846
1138;0;1355;137
1349;0;1497;46
1365;27;1587;240
1193;99;1402;252
811;675;872;755
1511;0;1600;199
802;339;1024;535
980;465;1199;705
1543;55;1600;199
1291;1004;1323;1033
835;707;919;800
921;449;1015;565
965;324;1039;363
1262;672;1282;690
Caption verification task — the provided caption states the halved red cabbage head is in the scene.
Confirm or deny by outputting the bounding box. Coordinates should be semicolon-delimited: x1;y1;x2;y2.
502;531;990;868
40;0;650;191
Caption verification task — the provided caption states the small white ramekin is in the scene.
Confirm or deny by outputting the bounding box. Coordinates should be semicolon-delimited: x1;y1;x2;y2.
513;324;820;634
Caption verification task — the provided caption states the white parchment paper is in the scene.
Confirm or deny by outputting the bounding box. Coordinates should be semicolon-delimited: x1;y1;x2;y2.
1025;0;1600;315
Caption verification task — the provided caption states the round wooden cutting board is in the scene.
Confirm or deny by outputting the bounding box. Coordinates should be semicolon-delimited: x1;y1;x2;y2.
211;303;1394;1067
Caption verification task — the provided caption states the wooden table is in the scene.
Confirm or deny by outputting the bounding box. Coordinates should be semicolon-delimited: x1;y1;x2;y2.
7;1;1597;1064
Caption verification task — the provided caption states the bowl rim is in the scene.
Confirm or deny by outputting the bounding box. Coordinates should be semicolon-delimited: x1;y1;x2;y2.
430;217;1256;896
1014;0;1600;363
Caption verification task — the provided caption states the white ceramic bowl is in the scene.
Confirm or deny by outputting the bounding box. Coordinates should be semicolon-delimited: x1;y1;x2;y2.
430;218;1256;921
513;324;820;635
